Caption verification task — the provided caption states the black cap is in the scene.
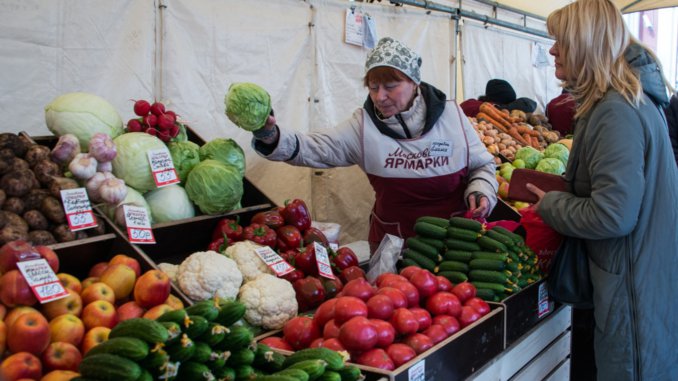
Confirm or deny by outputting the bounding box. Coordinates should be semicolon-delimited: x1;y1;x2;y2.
479;79;516;105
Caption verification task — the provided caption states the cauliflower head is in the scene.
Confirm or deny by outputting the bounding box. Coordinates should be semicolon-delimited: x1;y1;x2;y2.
177;250;243;301
157;262;179;283
238;273;297;330
225;240;273;282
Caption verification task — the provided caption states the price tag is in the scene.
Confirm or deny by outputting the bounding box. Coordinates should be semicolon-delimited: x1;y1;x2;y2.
124;205;155;244
408;360;425;381
16;259;69;303
538;281;550;318
147;148;180;187
254;246;294;277
60;188;98;231
329;242;339;251
314;242;334;279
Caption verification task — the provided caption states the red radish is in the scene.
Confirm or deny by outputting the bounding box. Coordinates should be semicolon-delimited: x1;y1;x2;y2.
409;307;432;332
143;114;158;127
146;127;159;136
164;110;177;122
366;294;394;320
169;124;180;137
436;276;454;292
465;297;491;316
157;129;171;142
150;102;166;116
433;315;461;336
133;100;151;116
157;114;175;130
127;119;143;132
386;343;416;367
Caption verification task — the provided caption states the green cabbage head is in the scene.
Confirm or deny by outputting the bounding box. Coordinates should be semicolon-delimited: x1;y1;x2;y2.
168;141;201;183
543;143;570;166
198;138;246;177
112;132;168;193
224;82;271;131
144;185;196;223
536;158;566;175
44;92;124;150
185;160;243;215
515;146;544;169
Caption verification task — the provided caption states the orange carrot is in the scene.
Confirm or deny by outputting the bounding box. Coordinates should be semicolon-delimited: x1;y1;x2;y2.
479;103;513;130
476;112;510;134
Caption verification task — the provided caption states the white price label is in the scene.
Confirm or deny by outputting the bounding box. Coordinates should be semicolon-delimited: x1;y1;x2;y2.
538;281;550;318
16;259;68;303
314;242;334;279
429;139;452;157
408;360;425;381
254;246;294;277
60;188;98;231
147;149;180;187
123;205;155;244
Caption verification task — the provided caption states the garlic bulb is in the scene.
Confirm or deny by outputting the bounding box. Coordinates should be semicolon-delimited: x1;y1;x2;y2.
51;134;80;165
97;160;113;173
88;133;117;163
86;172;115;203
99;178;127;204
68;153;98;180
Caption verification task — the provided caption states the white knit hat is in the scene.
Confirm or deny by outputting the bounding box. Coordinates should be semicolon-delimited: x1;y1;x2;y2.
365;37;422;84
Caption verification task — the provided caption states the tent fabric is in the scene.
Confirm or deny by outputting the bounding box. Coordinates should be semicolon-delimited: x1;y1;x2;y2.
491;0;678;18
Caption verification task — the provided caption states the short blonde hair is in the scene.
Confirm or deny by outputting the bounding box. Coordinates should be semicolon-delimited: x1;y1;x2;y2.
547;0;641;118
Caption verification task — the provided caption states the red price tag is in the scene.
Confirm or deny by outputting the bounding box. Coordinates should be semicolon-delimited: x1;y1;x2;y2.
60;188;98;231
254;246;294;277
123;205;155;244
147;149;180;187
16;259;69;303
314;242;335;279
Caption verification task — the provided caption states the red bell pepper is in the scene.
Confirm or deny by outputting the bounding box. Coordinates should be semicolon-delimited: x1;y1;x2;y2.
242;223;277;248
278;248;299;266
321;276;343;299
251;210;286;230
294;244;318;276
302;227;329;246
293;276;326;311
207;234;229;253
331;247;359;271
276;225;303;252
281;199;312;232
281;268;304;284
212;216;243;242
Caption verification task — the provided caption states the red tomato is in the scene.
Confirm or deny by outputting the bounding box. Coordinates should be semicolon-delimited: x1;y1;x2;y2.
425;292;460;316
309;338;324;348
459;306;482;328
409;270;439;299
402;333;434;354
436;276;454;292
354;348;395;371
282;316;320;350
386;343;417;368
312;299;337;329
370;319;396;348
366;294;395;320
259;336;293;351
339;266;366;284
399;266;421;280
390;308;419;336
432;315;461;336
342;278;376;302
333;296;368;325
389;281;420;308
423;324;449;345
376;287;408;309
323;319;341;339
409;307;432;332
465;297;491;316
338;316;378;352
452;282;477;303
375;273;408;287
321;338;346;352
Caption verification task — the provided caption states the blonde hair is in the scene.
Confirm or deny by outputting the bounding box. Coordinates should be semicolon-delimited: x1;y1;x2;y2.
547;0;641;118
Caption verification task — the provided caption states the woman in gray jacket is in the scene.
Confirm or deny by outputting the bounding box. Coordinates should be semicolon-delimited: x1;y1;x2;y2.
527;0;678;380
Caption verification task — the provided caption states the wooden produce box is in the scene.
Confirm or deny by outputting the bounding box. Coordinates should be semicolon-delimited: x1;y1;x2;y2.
497;278;556;348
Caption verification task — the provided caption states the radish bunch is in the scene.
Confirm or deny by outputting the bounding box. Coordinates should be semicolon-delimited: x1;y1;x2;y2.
126;100;182;142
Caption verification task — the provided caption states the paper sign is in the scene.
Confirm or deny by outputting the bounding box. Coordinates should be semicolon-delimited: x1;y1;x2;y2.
147;148;180;187
329;242;339;251
60;188;98;231
345;8;364;46
429;140;452;157
408;360;425;381
124;205;155;244
314;242;334;279
17;259;69;303
363;14;377;48
254;246;295;276
537;281;550;318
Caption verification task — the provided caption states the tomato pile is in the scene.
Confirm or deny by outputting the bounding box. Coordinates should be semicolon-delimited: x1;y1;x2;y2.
265;266;491;370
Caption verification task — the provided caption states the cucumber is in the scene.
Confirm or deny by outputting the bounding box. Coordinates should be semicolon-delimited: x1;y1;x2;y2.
475;288;497;301
445;238;481;252
166;334;195;362
471;281;512;295
234;365;255;380
225;348;255;367
446;227;481;242
109;318;169;344
253;344;285;372
79;354;142;381
185;299;220;321
469;269;509;284
283;347;345;371
477;236;508;253
484;229;515;247
471;251;509;261
413;221;447;239
176;361;214;381
191;341;213;363
184;315;210;339
318;371;342;381
157;308;190;325
159;321;183;345
212;366;236;381
274;368;310;381
449;217;484;232
415;216;450;228
406;237;439;259
215;300;247;327
139;348;170;375
198;322;229;346
287;359;327;380
443;250;473;263
402;249;437;272
490;226;524;245
417;236;445;251
469;258;506;271
255;376;298;381
85;337;149;361
216;325;254;351
400;258;420;268
135;370;153;381
336;365;362;381
437;270;468;283
437;260;469;273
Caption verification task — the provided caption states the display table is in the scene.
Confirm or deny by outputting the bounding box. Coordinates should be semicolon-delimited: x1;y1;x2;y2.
467;305;572;381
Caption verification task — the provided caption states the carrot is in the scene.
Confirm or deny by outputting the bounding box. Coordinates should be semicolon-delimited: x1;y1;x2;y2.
515;124;540;137
506;127;529;146
531;136;541;149
479;103;513;130
477;112;510;134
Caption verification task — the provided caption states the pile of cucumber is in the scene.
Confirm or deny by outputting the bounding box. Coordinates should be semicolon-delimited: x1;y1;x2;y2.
74;299;362;381
402;216;542;301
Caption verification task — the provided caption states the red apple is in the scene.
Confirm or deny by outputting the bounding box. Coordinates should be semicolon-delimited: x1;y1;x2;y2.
7;311;50;355
133;270;171;308
81;300;117;330
108;254;141;277
80;282;115;305
41;370;81;381
88;262;109;278
0;320;6;355
116;301;146;322
4;306;39;328
0;351;42;381
142;304;173;320
0;240;36;274
41;342;82;372
41;289;82;320
56;273;81;294
0;304;6;320
0;269;38;307
34;245;59;273
99;264;136;300
80;326;110;355
80;277;99;290
48;314;85;346
164;294;184;310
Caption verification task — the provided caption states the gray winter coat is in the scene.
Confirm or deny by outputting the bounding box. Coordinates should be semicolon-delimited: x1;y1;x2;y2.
538;44;678;380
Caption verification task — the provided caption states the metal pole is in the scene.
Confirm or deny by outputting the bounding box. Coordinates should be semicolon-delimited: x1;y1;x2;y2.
472;0;546;21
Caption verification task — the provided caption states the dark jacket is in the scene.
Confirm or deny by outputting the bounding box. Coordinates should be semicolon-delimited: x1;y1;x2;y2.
664;94;678;166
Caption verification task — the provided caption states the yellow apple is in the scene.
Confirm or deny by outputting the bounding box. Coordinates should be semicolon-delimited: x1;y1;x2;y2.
80;276;99;290
80;282;116;305
108;254;141;277
80;326;110;355
81;300;117;330
49;314;85;346
41;370;81;381
56;273;82;294
164;294;184;311
99;264;136;300
41;288;83;320
142;304;173;320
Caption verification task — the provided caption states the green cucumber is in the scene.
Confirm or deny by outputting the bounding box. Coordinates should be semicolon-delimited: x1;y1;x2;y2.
469;258;506;271
471;251;509;261
283;347;345;371
85;337;149;361
475;288;497;301
406;237;440;259
449;217;484;232
490;226;524;245
445;238;481;252
185;299;220;321
79;354;142;381
402;249;437;272
477;236;508;253
184;315;210;339
437;270;468;283
437;260;469;273
191;341;213;363
336;365;362;381
287;359;327;380
469;269;509;284
176;361;214;381
484;229;515;247
108;318;169;344
413;221;447;239
225;348;255;367
274;368;310;381
417;236;445;251
215;300;247;327
165;334;195;362
415;216;450;228
198;322;229;346
446;227;481;242
443;250;473;263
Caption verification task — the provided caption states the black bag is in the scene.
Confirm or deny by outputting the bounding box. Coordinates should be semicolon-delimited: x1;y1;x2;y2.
547;237;594;309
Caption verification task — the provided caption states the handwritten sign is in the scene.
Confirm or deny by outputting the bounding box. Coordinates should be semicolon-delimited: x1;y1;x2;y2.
16;259;68;303
124;205;155;244
408;360;425;381
345;8;364;46
538;281;551;318
429;140;452;157
314;242;334;279
147;149;180;187
254;246;294;277
60;188;97;231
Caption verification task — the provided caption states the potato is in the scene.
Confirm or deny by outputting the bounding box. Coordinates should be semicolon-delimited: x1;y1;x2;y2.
2;197;24;215
41;196;66;224
23;209;48;231
52;224;75;243
24;145;51;167
1;211;28;233
32;159;62;186
0;169;37;197
0;225;28;245
22;188;50;211
28;230;57;246
0;133;29;157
